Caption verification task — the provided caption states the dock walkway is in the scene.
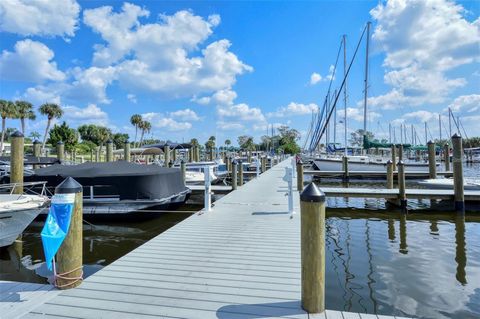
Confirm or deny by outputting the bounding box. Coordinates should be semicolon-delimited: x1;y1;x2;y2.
13;159;406;319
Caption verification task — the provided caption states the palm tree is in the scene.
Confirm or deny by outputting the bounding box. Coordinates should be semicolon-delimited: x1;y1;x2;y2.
130;114;142;148
39;103;63;151
0;100;15;154
96;126;110;154
29;131;41;140
139;120;151;146
15;100;36;134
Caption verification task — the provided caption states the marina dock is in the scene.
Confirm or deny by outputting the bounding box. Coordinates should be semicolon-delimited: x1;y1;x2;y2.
4;158;409;319
304;170;453;179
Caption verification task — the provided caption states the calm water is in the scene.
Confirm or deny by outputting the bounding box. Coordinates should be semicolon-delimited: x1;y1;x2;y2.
1;164;479;319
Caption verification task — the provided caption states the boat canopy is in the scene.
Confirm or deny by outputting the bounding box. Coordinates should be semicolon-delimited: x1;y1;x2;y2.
27;162;187;201
143;142;192;150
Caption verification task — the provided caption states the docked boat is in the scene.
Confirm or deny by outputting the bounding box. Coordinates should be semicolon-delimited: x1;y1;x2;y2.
26;162;191;216
174;160;229;185
0;184;49;247
418;178;480;190
313;155;437;172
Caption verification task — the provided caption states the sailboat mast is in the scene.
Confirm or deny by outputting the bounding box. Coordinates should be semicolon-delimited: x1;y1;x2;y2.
363;21;371;133
333;89;337;146
449;108;452;138
411;124;414;146
439;114;442;141
424;122;428;145
389;123;392;143
343;34;348;156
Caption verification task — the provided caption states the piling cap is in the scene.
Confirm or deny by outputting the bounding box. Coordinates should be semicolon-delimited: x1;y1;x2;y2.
386;159;392;164
180;159;185;164
106;139;113;143
452;133;461;139
57;141;64;145
300;182;325;203
397;160;404;165
55;177;82;194
297;159;303;165
124;140;129;144
427;140;434;145
33;139;40;144
232;159;238;165
10;131;23;138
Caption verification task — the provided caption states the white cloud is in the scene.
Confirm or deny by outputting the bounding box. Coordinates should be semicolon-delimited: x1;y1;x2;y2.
66;66;117;104
217;103;266;122
63;104;109;126
0;0;80;37
0;40;65;83
168;108;200;121
191;95;211;105
447;94;480;113
369;0;480;109
217;121;244;131
403;110;438;123
342;107;381;122
310;72;322;85
142;112;192;131
127;94;137;103
83;4;251;98
268;102;318;118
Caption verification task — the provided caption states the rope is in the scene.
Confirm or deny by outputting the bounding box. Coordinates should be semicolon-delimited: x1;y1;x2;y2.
52;259;83;289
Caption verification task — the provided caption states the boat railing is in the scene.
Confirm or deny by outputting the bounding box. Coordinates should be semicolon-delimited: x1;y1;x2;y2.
0;181;49;197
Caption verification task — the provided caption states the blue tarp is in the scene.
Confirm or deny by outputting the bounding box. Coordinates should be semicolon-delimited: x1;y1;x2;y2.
41;194;75;270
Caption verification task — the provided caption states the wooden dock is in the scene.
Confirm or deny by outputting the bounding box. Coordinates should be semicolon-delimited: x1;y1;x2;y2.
0;281;62;319
8;158;408;319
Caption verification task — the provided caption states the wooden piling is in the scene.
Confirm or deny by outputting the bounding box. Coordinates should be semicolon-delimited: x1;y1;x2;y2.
300;182;326;313
106;139;113;162
10;131;24;194
57;141;64;161
261;157;267;173
33;140;41;169
398;144;403;161
247;151;252;164
164;145;171;168
232;160;238;191
55;177;83;289
296;160;304;191
391;145;396;171
195;146;200;162
444;143;450;172
238;160;244;186
427;140;436;179
386;160;393;189
342;156;349;181
398;161;407;212
124;141;131;162
399;214;408;254
452;134;464;214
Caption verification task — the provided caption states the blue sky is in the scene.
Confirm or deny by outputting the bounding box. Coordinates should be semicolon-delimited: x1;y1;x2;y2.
0;0;479;146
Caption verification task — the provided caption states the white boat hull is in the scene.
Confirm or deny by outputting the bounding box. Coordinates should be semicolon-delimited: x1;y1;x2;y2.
313;158;433;172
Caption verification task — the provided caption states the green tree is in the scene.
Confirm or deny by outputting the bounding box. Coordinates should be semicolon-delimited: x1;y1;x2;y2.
96;126;111;153
76;140;97;155
237;135;255;151
0;100;16;154
29;131;41;141
130;114;142;147
138;120;151;146
190;138;199;146
14;100;36;134
225;139;231;147
47;122;78;152
112;133;129;149
349;129;374;147
39;103;63;151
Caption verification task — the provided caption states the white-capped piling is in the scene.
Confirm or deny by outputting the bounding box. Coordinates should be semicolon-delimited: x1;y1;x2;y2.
180;159;186;185
300;182;326;313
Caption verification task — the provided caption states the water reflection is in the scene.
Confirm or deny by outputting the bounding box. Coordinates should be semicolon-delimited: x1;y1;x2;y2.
455;215;467;285
325;212;480;319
